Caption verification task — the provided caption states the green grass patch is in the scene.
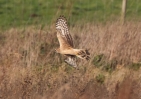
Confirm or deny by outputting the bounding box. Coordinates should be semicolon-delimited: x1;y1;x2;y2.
95;74;105;84
129;62;141;71
0;0;141;29
92;54;105;67
92;54;118;73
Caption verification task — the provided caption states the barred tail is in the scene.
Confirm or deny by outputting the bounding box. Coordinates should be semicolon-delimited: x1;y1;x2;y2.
76;49;90;60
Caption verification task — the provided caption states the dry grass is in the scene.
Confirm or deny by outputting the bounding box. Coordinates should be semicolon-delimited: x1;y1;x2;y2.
0;22;141;99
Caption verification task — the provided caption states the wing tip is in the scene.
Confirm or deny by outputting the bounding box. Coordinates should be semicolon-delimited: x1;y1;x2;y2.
59;15;67;20
56;15;67;23
65;57;77;68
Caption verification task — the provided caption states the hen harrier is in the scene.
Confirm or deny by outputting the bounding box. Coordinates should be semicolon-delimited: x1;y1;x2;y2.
55;16;90;67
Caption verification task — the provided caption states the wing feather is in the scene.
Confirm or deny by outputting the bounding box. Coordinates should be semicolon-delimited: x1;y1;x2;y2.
65;55;77;67
56;16;74;47
56;16;77;67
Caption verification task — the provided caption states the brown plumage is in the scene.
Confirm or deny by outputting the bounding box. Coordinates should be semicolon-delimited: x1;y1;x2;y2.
55;16;90;67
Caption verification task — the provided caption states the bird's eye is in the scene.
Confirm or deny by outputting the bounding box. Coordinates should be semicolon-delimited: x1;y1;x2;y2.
55;49;57;52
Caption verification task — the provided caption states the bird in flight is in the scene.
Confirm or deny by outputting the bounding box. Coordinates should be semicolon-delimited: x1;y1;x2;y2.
55;16;90;67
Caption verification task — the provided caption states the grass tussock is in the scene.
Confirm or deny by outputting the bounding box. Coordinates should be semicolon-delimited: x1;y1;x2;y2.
0;22;141;99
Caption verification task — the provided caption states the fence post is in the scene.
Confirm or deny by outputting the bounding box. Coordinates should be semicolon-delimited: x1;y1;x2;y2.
121;0;127;25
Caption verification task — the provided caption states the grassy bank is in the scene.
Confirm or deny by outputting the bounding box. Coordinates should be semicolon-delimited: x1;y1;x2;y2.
1;22;141;69
0;22;141;98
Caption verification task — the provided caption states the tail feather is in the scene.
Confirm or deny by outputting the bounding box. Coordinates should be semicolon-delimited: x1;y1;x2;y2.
76;49;90;60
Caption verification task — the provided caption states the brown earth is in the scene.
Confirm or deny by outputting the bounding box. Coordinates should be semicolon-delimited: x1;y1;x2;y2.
0;66;141;99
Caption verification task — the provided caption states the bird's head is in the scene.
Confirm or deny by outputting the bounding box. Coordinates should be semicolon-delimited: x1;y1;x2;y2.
55;48;60;53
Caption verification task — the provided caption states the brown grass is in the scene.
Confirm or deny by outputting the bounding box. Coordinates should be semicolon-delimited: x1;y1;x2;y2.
0;22;141;99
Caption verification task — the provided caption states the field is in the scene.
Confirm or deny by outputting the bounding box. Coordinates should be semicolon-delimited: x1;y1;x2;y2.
0;22;141;99
0;0;141;29
0;0;141;99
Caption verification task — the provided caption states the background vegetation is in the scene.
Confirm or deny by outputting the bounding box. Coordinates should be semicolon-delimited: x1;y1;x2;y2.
0;0;141;29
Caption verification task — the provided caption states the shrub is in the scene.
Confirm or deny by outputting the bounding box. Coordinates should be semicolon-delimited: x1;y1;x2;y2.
129;62;141;71
95;74;105;84
92;54;105;67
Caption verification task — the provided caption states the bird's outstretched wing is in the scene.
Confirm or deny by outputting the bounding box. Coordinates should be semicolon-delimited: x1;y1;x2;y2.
65;55;77;67
56;16;74;47
56;16;77;67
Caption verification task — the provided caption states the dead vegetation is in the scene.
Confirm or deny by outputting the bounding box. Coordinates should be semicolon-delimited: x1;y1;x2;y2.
0;22;141;99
